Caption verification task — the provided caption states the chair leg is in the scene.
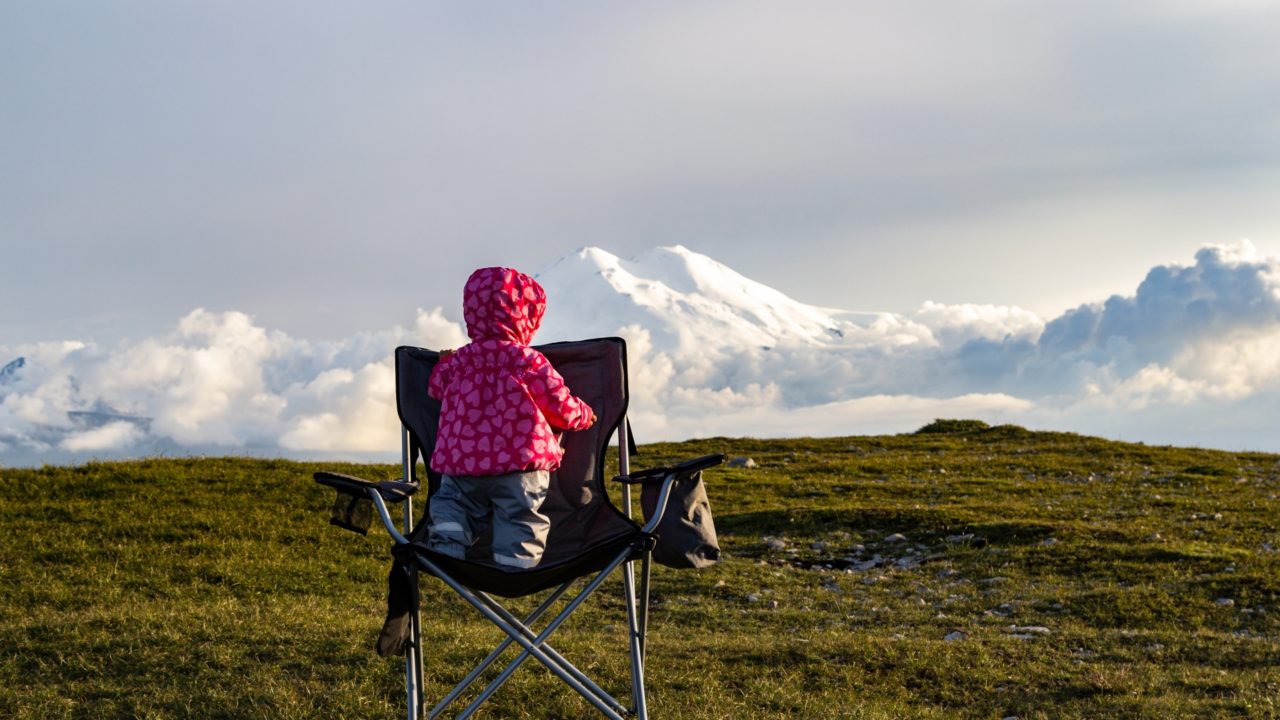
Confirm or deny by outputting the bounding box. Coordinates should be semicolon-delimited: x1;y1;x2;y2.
430;584;573;719
472;592;626;717
418;552;633;720
401;440;425;720
623;557;648;720
638;553;652;663
408;595;425;720
405;642;419;720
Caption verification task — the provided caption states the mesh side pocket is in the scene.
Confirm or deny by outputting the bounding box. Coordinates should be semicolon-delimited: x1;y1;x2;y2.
330;492;373;535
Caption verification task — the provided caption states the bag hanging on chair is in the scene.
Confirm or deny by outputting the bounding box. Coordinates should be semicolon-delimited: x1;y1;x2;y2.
640;470;720;569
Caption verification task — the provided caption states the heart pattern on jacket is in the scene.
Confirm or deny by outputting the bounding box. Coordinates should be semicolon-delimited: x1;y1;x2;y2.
428;267;594;478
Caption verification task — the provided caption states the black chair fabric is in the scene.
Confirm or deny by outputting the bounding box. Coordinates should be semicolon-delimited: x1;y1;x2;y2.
391;338;645;597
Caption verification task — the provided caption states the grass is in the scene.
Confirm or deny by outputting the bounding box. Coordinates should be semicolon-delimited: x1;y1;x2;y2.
1;424;1278;718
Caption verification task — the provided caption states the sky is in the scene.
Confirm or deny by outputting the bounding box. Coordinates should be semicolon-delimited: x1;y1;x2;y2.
4;2;1280;464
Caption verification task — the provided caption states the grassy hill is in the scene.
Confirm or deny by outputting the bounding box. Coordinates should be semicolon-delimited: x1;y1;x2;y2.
1;425;1277;719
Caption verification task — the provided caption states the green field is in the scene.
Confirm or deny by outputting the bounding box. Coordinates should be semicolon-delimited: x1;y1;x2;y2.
2;423;1278;719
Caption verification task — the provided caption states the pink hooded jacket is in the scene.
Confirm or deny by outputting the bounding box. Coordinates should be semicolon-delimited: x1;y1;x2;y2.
428;267;594;477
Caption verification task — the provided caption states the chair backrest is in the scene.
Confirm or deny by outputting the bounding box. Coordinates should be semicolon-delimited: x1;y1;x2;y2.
394;338;635;568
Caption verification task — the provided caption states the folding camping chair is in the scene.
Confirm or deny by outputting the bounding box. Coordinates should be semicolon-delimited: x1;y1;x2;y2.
314;338;722;719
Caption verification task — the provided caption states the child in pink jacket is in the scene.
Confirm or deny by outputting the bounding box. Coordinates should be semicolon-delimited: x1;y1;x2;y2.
427;266;596;569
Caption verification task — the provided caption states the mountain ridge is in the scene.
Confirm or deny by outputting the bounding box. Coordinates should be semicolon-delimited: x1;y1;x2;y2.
533;245;880;352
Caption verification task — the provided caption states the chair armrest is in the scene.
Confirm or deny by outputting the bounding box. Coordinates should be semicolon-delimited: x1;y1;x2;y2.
612;453;725;485
314;471;418;503
613;454;724;534
314;471;413;544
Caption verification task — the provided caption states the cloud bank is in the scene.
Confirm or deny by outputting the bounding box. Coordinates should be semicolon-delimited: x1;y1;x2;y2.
0;309;467;464
3;242;1279;465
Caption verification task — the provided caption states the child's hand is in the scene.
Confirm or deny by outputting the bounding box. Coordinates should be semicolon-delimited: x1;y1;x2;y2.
588;410;597;427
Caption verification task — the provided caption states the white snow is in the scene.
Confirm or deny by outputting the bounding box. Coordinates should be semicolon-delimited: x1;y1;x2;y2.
535;245;864;352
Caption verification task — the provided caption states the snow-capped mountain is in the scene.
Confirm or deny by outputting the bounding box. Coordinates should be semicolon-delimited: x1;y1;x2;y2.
533;246;924;352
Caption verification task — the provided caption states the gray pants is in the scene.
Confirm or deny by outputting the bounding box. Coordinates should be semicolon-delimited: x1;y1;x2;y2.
427;470;551;569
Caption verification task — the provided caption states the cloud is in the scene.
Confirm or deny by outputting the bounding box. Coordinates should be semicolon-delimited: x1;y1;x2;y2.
1038;241;1280;362
0;307;467;462
90;310;288;445
279;362;398;452
913;301;1043;345
60;420;145;452
4;242;1280;463
941;240;1280;403
616;241;1280;447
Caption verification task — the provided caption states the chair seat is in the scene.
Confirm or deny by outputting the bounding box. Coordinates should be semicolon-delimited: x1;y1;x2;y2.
399;524;649;598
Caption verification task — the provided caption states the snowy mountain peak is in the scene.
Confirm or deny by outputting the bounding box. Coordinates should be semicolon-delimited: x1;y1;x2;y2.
568;246;624;270
629;244;743;295
533;246;850;351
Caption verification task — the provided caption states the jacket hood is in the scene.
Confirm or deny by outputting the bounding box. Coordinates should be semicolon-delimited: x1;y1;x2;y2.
462;267;546;344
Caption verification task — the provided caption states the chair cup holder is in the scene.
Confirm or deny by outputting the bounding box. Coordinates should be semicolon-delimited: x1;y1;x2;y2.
330;492;373;535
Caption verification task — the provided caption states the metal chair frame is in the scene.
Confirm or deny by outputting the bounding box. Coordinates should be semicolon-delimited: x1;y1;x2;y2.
359;421;687;720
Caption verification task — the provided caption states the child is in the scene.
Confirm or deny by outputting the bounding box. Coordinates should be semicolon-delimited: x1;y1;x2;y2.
426;266;596;569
